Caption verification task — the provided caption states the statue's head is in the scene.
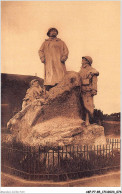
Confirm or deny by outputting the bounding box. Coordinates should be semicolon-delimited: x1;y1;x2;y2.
82;56;93;67
47;27;58;37
30;79;40;87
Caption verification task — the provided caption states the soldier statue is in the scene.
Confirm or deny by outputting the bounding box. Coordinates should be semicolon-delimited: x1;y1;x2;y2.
79;56;99;126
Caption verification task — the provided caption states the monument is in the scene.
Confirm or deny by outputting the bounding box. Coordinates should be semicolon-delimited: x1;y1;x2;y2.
1;45;106;179
3;28;105;150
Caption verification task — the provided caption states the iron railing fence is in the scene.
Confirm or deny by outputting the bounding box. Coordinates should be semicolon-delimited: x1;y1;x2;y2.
1;139;120;181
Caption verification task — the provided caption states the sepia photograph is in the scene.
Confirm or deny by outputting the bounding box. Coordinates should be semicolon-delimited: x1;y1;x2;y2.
1;0;121;192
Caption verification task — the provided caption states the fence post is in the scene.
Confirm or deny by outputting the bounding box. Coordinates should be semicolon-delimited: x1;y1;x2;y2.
38;146;41;180
87;145;88;170
115;139;116;149
87;145;88;160
112;139;114;144
26;146;29;179
29;146;32;180
66;145;67;158
57;146;60;181
90;145;92;165
112;139;114;158
73;145;74;159
58;146;60;167
103;144;104;159
10;143;13;175
106;139;109;144
20;143;23;178
53;150;54;167
33;146;36;180
77;145;78;158
47;148;49;169
109;144;110;158
120;139;121;152
117;139;118;150
84;145;86;159
93;145;96;167
100;145;101;157
97;145;98;157
106;144;108;159
62;146;63;160
70;145;71;156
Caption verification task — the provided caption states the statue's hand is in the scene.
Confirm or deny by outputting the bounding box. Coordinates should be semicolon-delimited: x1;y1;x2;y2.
91;90;97;96
61;56;67;63
41;57;45;63
88;72;93;79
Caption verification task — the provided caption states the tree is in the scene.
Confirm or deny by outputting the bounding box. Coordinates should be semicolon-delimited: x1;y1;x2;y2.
90;109;104;125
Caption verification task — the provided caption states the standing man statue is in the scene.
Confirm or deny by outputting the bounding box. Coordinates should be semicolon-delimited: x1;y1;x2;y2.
79;56;99;126
38;27;69;91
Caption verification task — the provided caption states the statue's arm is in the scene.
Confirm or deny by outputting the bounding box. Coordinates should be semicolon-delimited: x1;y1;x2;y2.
38;42;45;63
61;41;69;62
91;75;98;96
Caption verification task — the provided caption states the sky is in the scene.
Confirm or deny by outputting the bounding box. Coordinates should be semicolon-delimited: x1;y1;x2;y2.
1;1;120;114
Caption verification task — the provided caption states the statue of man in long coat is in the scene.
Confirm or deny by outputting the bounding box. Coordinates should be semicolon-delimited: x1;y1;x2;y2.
38;28;69;91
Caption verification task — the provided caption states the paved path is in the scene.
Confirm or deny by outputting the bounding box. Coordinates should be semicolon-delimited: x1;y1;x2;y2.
1;171;121;187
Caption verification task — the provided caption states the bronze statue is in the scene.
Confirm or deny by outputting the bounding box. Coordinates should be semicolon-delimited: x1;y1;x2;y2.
38;27;69;91
79;56;99;126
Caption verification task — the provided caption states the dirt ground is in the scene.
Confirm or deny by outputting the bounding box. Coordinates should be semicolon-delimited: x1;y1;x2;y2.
1;170;121;187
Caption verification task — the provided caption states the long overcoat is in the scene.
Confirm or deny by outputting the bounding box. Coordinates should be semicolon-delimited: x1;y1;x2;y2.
38;37;69;86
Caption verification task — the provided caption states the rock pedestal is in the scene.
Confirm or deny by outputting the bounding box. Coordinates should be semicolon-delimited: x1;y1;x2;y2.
3;71;105;149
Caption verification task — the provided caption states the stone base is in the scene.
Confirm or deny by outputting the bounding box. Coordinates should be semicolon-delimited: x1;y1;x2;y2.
3;117;105;149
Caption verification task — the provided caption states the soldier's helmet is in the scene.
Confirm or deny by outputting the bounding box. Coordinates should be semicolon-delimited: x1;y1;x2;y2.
47;27;58;37
82;56;93;65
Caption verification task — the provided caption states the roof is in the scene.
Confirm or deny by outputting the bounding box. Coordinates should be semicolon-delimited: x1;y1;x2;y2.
1;73;44;86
